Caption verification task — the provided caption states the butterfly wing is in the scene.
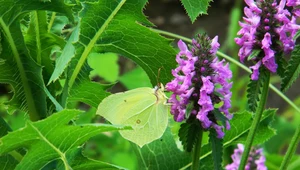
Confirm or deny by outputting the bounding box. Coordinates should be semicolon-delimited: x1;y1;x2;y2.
97;87;169;147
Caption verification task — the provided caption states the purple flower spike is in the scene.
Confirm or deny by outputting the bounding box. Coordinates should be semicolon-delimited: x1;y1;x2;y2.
236;0;300;80
226;144;267;170
166;34;233;138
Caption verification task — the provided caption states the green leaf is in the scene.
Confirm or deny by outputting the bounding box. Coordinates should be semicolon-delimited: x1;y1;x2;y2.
178;119;202;152
247;49;260;61
88;52;119;82
232;109;276;146
0;109;129;170
281;45;300;92
293;30;300;40
67;81;111;108
0;0;72;120
180;0;212;23
0;116;11;137
209;129;223;170
133;128;191;170
48;24;80;85
276;54;287;79
0;155;18;170
56;148;125;170
247;68;268;112
55;0;176;91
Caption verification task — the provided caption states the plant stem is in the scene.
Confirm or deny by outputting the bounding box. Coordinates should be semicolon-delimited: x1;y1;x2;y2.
192;129;203;170
238;72;270;170
280;125;300;170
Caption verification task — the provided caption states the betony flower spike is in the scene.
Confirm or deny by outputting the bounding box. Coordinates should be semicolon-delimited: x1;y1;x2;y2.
235;0;300;80
166;34;232;138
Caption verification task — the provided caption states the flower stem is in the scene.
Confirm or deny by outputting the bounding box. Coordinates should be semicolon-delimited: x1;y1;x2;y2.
192;128;203;170
280;125;300;170
238;72;270;170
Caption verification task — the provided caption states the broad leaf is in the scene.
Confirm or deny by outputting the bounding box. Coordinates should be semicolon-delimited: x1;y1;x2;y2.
209;129;223;170
281;45;300;92
247;68;268;112
0;0;72;120
180;0;212;23
56;148;125;170
0;155;18;170
0;109;129;170
133;128;191;170
49;0;176;91
67;81;111;108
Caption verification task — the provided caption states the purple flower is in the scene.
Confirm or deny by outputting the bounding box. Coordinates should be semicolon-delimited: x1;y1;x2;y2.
236;0;300;80
166;34;232;138
225;144;267;170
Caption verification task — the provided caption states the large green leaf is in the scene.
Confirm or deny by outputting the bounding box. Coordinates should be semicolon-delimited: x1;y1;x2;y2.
133;128;191;170
281;45;300;92
0;0;72;120
49;0;176;90
0;109;129;170
180;0;212;23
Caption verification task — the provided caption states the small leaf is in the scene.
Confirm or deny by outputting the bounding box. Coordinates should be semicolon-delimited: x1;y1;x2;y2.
247;67;268;112
212;109;228;127
281;45;300;92
247;49;260;61
276;54;287;79
293;30;300;40
178;119;202;152
180;0;212;23
209;129;223;170
0;109;129;170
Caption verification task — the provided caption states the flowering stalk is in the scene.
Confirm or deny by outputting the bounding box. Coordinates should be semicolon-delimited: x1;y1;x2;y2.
226;144;267;170
238;71;270;170
166;34;232;168
235;0;300;80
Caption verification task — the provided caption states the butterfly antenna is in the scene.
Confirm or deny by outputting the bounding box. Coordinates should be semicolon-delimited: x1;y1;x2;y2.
156;67;163;88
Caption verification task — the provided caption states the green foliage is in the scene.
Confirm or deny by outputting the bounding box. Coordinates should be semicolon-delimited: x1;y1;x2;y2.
281;45;300;92
178;119;202;152
0;0;72;120
180;0;212;23
133;128;191;170
50;0;176;90
209;129;223;170
0;110;129;169
0;155;18;170
247;68;269;112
